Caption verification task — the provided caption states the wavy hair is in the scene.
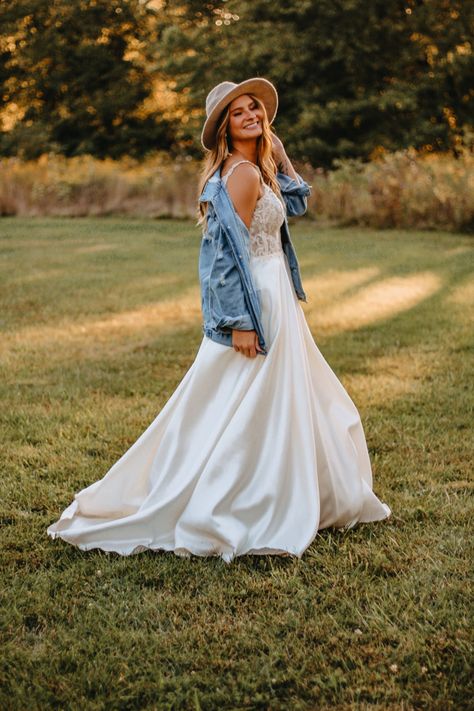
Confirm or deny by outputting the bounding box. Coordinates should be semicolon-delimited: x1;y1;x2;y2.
197;94;281;228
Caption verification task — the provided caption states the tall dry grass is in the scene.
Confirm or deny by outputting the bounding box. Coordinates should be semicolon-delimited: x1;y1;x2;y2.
304;144;474;233
0;146;472;231
0;152;199;220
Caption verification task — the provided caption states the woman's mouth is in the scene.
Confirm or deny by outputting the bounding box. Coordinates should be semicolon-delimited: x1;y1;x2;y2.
244;121;259;130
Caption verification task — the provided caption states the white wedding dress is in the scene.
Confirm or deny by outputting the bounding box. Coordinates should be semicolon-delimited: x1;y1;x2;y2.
47;166;391;562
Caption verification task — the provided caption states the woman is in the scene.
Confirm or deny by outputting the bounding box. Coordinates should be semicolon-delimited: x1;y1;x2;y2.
47;78;391;562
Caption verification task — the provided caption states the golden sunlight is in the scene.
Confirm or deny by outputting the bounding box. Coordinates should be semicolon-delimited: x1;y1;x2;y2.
303;271;442;334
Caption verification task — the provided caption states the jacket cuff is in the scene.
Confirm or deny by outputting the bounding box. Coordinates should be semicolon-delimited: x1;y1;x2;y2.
217;313;255;331
277;171;312;196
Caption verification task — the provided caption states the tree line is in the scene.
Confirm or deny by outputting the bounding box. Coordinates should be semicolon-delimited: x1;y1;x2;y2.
0;0;472;168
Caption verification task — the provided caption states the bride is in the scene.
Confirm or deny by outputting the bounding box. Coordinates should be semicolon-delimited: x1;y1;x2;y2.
47;77;391;562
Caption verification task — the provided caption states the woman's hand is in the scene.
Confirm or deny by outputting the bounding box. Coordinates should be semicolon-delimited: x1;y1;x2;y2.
232;329;263;358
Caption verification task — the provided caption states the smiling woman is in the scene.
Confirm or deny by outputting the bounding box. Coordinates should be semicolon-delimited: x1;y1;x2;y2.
47;77;391;563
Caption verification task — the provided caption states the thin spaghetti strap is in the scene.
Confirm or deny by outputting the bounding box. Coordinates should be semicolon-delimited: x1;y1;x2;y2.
222;160;262;184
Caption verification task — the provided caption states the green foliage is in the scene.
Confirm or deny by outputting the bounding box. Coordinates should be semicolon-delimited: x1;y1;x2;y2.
156;0;474;166
0;219;473;708
0;1;472;165
0;0;174;158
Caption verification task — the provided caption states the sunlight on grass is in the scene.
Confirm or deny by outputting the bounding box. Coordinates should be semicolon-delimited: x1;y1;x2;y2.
0;288;201;365
304;271;442;334
0;270;445;369
74;243;119;254
1;220;472;710
14;268;66;284
302;266;381;299
343;350;437;406
447;278;474;306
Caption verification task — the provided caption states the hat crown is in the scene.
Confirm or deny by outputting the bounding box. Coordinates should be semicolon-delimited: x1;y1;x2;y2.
205;81;239;118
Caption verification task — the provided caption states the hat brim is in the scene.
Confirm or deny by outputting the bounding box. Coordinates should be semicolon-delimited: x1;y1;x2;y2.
201;78;278;151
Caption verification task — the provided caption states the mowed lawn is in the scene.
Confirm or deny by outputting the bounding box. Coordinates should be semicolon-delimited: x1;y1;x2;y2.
1;217;472;710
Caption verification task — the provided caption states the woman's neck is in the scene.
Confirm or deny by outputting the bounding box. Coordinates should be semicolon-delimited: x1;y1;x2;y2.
229;140;257;164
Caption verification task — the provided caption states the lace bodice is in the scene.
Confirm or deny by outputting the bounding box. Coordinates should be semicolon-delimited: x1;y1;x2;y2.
222;161;285;258
248;183;286;257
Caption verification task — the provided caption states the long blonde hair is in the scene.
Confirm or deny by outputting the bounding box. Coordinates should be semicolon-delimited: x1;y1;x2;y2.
197;94;281;227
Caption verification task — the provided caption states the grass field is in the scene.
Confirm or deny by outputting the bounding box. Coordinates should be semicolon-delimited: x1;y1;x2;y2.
1;217;472;710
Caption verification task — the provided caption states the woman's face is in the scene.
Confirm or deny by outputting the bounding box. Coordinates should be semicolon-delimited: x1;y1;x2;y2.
227;94;264;143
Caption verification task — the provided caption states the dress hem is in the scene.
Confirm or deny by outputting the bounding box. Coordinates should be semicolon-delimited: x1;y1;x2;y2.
46;501;392;564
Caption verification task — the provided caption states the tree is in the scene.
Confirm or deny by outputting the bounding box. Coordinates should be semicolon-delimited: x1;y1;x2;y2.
154;0;474;167
0;0;174;158
1;0;472;163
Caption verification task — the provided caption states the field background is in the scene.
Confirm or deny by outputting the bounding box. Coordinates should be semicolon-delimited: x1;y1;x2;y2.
1;150;472;234
1;218;472;709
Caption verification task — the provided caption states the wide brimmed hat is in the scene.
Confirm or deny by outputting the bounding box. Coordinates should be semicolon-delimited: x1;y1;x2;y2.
201;78;278;150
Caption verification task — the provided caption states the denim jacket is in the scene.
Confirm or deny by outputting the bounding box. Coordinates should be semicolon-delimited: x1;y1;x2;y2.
198;165;311;355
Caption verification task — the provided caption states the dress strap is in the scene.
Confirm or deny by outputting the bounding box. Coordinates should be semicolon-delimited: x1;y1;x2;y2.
222;160;262;184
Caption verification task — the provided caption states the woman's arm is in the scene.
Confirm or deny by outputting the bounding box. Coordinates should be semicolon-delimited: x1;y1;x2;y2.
271;133;312;217
225;162;261;228
225;164;264;358
271;134;301;184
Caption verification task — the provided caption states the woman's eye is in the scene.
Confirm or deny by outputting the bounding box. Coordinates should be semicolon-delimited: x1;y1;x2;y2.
233;105;256;116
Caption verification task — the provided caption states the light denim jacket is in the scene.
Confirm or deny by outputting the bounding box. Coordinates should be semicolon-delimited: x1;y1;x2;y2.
198;165;311;355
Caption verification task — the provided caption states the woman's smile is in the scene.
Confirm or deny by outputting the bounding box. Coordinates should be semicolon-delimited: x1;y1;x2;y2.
227;94;264;142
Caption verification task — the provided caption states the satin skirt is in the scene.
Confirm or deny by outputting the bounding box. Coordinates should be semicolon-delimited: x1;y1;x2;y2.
47;251;391;562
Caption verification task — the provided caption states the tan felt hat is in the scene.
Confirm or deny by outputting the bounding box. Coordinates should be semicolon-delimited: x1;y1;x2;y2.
201;77;278;150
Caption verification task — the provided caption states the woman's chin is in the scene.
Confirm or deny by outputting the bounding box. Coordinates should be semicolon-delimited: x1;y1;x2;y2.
238;129;263;142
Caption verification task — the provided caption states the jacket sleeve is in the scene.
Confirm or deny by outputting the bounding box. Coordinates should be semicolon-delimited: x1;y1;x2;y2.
277;171;312;217
201;223;254;332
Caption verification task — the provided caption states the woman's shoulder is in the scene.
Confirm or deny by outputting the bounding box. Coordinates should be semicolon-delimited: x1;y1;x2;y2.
221;158;261;184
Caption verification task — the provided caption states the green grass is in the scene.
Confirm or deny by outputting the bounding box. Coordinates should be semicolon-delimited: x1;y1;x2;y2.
1;217;472;710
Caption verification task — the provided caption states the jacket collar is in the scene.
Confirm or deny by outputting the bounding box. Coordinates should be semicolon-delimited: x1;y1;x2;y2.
198;165;222;204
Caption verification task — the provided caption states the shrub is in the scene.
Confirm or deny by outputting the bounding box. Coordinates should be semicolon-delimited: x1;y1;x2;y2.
1;147;472;232
303;144;474;233
0;153;200;219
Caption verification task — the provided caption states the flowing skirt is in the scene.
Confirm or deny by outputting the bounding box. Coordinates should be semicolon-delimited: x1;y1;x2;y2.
47;251;391;562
